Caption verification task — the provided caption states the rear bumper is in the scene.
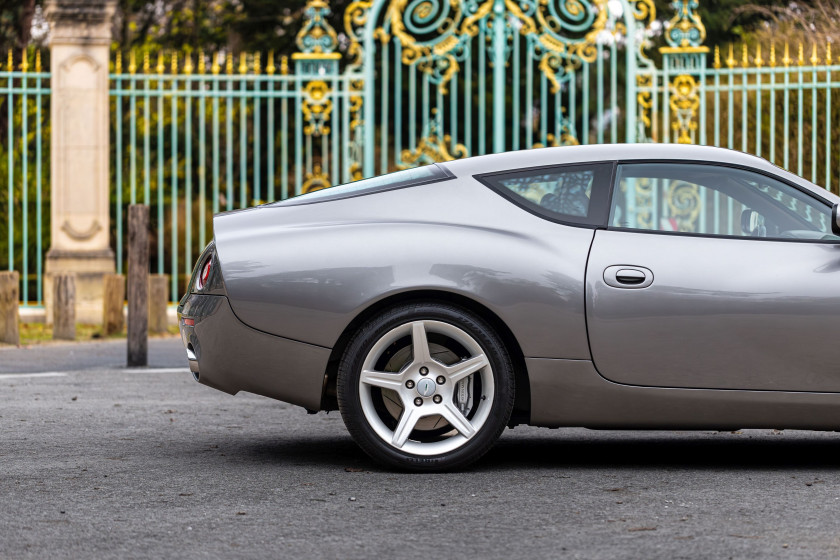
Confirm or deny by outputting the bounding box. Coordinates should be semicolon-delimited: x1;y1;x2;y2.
178;293;331;410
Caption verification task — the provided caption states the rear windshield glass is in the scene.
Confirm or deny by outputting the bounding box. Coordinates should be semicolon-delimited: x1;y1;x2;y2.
475;162;614;226
271;163;453;206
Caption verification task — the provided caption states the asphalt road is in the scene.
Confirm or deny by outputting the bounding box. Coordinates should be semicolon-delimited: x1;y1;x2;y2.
2;339;840;559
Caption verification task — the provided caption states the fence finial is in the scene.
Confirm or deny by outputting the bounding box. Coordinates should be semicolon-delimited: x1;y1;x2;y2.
281;55;289;75
769;44;776;67
226;52;233;75
129;49;137;74
184;52;193;74
664;0;706;48
239;52;247;75
742;43;748;66
171;51;178;74
782;42;791;67
296;0;339;54
115;50;122;74
798;42;804;66
827;42;833;65
20;50;28;73
754;44;763;68
726;44;735;68
266;50;275;75
6;50;11;71
211;53;220;75
713;45;720;69
143;49;149;73
811;43;819;66
198;50;206;73
156;52;165;74
254;52;261;75
35;49;41;73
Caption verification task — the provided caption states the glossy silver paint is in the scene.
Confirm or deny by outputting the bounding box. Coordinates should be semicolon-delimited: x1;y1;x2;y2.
179;294;330;410
181;143;840;430
213;170;594;359
528;359;840;430
587;230;840;392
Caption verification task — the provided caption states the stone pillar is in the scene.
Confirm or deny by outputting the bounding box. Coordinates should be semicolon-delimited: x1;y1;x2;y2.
44;0;117;324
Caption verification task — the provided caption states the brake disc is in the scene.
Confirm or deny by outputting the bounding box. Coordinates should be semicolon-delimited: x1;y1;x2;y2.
380;343;467;432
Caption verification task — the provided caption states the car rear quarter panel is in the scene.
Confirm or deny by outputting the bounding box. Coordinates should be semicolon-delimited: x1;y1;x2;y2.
213;176;594;360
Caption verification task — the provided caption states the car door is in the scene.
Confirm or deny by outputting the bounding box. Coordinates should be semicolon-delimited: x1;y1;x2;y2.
586;161;840;392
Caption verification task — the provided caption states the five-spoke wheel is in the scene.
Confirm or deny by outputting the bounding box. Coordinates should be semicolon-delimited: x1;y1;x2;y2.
337;302;514;471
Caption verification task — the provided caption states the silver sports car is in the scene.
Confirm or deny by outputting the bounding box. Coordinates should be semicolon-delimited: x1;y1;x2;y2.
178;144;840;471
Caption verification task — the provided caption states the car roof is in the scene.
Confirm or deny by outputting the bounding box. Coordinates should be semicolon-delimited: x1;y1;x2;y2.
440;143;839;203
442;144;766;175
252;145;839;212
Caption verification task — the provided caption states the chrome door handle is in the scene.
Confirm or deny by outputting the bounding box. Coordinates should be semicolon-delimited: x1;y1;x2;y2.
603;265;654;289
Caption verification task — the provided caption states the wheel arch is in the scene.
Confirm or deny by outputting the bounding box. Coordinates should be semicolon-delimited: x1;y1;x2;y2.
320;289;531;426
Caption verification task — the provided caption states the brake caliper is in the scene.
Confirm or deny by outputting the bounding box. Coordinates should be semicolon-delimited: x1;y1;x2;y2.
456;374;473;416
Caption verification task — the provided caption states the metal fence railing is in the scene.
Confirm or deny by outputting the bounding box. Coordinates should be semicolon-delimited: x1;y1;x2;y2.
0;50;50;306
703;43;840;194
110;51;364;302
5;6;840;310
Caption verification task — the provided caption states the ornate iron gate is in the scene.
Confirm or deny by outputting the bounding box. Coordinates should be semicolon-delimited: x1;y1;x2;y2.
344;0;657;177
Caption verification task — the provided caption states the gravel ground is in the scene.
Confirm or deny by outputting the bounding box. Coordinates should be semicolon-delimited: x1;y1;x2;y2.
2;339;840;559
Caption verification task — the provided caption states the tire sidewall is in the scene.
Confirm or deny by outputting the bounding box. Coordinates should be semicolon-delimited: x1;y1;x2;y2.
337;302;515;471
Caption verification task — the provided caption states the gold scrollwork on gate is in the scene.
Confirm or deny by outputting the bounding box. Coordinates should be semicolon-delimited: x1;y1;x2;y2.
345;0;656;95
301;80;333;136
636;73;653;133
532;127;580;149
297;0;340;53
341;0;660;166
302;165;331;193
400;134;468;167
669;74;699;144
665;0;705;48
344;0;372;68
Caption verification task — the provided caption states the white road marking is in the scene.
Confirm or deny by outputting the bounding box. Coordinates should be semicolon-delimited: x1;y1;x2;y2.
0;367;190;379
124;368;191;374
0;372;68;379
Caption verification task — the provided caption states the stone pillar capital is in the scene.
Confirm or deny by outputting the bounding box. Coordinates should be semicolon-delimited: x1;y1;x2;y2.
45;0;117;46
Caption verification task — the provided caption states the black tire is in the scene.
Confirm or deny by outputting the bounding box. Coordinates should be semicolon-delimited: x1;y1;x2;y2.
337;302;515;471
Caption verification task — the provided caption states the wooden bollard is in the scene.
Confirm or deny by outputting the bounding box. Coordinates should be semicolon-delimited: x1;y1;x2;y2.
52;273;76;341
102;274;125;336
148;275;169;334
127;205;149;366
0;271;20;345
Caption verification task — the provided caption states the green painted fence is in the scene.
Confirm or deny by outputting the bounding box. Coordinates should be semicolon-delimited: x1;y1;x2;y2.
110;50;364;302
0;50;50;306
5;0;840;305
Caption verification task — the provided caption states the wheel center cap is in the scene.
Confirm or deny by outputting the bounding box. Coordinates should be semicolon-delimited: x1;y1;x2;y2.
416;378;436;397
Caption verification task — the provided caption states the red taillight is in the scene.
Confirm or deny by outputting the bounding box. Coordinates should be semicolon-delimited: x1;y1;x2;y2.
196;258;212;290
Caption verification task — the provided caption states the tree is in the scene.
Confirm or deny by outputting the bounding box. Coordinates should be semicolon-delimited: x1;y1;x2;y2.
0;0;36;53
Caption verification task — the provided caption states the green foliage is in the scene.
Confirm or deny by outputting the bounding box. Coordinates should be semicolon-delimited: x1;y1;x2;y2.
694;0;784;46
114;0;312;55
0;0;36;52
116;0;238;51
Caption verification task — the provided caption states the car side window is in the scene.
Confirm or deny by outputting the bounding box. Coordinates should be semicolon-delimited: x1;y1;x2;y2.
610;163;840;241
477;163;613;226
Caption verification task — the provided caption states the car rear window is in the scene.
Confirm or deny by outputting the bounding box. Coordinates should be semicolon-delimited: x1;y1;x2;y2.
475;162;614;227
272;163;454;206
